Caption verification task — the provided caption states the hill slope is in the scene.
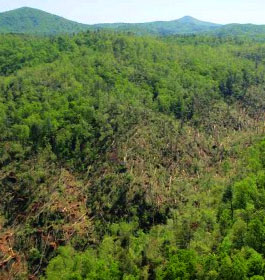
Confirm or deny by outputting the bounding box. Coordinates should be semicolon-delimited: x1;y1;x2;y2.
0;7;89;34
0;31;265;279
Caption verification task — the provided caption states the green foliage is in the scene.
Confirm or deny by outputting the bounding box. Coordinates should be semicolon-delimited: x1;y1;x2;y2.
157;250;198;280
43;247;121;280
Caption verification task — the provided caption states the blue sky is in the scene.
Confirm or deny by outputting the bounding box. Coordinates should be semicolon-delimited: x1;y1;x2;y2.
0;0;264;24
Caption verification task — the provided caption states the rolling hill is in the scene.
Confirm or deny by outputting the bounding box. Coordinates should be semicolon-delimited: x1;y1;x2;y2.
1;7;265;37
0;7;221;35
93;16;222;35
213;23;265;37
0;7;89;34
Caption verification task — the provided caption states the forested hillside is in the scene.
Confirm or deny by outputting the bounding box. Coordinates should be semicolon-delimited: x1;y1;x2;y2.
0;31;264;279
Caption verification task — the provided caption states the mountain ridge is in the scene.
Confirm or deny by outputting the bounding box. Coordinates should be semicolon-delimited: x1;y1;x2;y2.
0;7;265;36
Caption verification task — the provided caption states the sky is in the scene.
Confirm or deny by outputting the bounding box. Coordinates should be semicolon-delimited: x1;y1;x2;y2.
0;0;264;25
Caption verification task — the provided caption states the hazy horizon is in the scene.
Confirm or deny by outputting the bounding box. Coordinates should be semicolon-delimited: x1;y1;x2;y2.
0;0;264;25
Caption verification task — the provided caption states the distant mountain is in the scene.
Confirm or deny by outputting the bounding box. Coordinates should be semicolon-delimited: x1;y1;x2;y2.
0;8;221;35
93;16;221;35
0;7;89;35
1;7;265;37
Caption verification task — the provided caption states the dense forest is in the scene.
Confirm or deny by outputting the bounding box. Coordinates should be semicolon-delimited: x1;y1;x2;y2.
0;29;264;280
